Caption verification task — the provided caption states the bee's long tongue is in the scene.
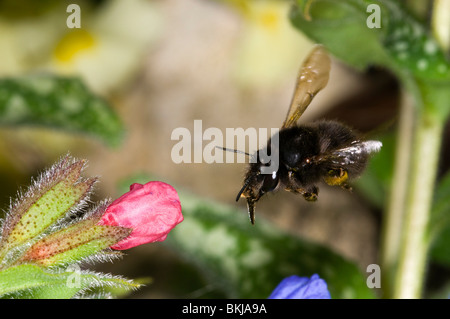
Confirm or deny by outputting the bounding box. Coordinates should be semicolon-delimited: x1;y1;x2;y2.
247;198;256;225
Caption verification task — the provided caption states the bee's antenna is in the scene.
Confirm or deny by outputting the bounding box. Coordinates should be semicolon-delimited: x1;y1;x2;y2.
215;146;250;157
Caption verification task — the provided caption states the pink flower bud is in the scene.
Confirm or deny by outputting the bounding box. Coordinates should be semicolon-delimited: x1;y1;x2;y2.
100;181;183;250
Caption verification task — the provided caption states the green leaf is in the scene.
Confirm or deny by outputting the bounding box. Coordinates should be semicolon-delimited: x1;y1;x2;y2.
430;226;450;268
431;170;450;228
354;133;395;208
290;0;391;70
426;279;450;299
415;79;450;122
0;264;140;299
290;0;450;79
382;2;450;82
165;191;376;299
429;171;450;267
0;75;124;147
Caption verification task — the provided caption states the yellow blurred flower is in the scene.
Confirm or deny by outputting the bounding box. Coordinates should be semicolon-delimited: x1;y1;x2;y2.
228;0;313;87
53;29;96;64
0;0;163;94
49;0;163;94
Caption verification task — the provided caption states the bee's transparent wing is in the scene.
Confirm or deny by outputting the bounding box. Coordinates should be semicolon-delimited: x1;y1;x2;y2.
282;45;331;128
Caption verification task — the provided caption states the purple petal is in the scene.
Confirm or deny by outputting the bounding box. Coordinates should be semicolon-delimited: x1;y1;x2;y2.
268;274;331;299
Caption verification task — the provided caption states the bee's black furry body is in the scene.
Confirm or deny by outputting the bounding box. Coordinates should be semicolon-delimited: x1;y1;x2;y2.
243;120;372;202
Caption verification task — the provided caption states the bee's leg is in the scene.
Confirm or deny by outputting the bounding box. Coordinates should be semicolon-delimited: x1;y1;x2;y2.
341;183;353;192
286;185;319;202
302;186;319;201
286;171;319;201
324;168;352;191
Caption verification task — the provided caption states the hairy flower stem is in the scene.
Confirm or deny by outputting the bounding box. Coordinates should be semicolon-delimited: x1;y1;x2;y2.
392;92;444;298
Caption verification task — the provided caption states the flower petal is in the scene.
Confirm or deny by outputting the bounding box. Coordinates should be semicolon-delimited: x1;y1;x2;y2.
100;181;183;250
268;274;331;299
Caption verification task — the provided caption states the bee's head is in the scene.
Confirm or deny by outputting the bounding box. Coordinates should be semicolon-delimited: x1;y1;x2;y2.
236;162;282;224
216;145;281;225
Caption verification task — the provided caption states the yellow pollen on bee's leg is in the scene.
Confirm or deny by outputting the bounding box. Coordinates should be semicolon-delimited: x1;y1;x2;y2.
324;169;348;186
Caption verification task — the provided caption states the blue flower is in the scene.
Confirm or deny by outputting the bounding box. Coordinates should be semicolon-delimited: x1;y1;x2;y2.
268;274;331;299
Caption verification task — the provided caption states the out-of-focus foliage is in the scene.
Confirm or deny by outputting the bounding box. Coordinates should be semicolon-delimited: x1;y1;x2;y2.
0;76;124;146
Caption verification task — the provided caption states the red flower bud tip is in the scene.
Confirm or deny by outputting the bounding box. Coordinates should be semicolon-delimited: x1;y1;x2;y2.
100;181;183;250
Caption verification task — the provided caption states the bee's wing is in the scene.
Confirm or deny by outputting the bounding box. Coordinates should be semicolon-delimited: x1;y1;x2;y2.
313;140;382;168
282;45;331;128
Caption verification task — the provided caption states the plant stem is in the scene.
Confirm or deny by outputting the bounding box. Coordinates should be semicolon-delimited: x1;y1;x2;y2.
388;0;450;299
393;105;444;298
380;91;414;298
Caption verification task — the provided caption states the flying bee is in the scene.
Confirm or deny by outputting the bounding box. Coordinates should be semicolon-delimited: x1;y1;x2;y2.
223;46;382;224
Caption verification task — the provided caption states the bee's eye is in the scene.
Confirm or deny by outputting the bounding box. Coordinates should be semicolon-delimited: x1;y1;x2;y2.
261;171;279;194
